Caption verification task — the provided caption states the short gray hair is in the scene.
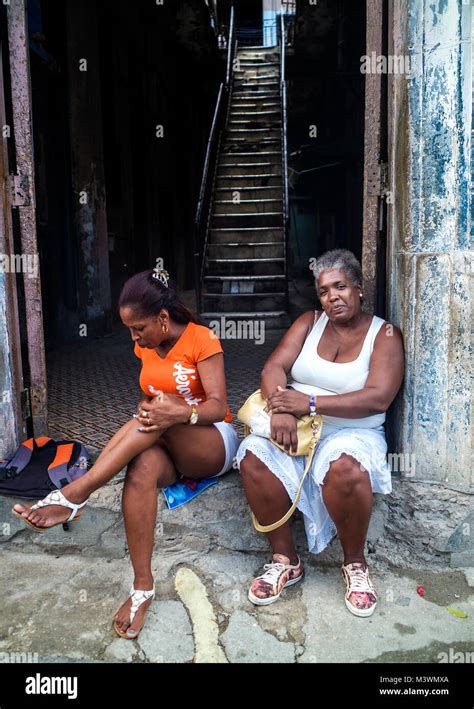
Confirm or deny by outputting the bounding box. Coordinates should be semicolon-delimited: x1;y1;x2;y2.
312;249;362;293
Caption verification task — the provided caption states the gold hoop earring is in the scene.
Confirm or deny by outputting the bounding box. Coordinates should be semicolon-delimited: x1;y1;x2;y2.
162;324;168;334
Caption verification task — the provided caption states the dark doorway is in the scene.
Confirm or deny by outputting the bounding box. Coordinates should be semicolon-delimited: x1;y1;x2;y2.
285;0;367;309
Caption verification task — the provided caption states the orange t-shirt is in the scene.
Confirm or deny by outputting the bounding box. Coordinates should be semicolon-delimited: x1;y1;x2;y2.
134;321;232;423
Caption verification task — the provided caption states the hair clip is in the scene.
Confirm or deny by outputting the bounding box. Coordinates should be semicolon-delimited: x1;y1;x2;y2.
152;265;170;288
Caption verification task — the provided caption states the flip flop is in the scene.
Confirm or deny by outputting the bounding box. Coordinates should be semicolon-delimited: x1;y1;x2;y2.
113;584;156;639
12;489;88;533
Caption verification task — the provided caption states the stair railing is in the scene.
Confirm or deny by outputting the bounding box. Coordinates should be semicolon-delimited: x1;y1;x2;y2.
279;12;290;310
194;2;236;312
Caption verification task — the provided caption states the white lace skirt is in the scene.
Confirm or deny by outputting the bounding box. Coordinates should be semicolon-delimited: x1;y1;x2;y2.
235;426;392;554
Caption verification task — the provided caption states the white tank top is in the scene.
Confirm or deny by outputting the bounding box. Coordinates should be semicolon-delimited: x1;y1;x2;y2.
290;311;386;431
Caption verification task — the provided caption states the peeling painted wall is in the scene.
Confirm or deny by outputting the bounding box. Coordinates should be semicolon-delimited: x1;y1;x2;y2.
388;0;472;493
0;274;18;459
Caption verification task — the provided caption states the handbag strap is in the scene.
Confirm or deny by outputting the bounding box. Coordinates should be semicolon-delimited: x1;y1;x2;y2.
251;435;318;534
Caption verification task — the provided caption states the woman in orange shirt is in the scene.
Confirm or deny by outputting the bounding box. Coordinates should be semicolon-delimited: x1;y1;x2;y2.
13;267;239;638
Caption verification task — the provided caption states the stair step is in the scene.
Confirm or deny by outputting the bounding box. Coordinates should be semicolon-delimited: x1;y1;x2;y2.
227;127;279;132
207;260;284;277
234;68;279;76
211;214;283;229
217;164;282;178
232;91;279;98
213;198;282;214
224;138;280;145
214;187;281;201
208;241;284;246
205;274;285;280
209;227;284;243
201;298;287;315
216;176;282;189
214;198;282;204
207;243;284;259
208;257;284;264
216;173;282;179
212;212;283;217
232;93;279;99
237;61;279;67
229;117;281;124
220;150;280;157
230;110;281;117
234;72;279;79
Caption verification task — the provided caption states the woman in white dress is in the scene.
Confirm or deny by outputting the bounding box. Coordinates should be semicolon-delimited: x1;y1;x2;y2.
236;249;404;617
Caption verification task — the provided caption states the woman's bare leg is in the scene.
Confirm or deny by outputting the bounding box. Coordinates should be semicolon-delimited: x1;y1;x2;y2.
240;451;299;565
14;422;228;528
92;419;138;466
14;421;166;527
114;443;177;637
321;453;373;565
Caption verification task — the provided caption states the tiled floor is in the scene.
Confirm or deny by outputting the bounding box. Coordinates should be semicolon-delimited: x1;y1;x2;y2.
46;326;287;453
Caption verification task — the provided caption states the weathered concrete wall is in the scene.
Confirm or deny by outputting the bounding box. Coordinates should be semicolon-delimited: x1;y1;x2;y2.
387;0;473;567
0;274;19;460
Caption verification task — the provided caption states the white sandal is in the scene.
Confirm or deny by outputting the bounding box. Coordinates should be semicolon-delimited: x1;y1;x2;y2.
113;584;156;639
12;489;88;533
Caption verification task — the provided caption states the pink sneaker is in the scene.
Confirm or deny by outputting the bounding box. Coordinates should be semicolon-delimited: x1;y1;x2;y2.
248;553;304;606
341;562;378;617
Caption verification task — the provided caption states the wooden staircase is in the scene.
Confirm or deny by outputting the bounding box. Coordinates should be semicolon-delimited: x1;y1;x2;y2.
200;46;290;328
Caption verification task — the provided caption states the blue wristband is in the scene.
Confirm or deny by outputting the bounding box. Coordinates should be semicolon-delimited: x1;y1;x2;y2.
309;395;316;416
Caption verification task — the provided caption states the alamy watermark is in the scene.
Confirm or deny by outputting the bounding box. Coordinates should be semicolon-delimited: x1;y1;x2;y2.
209;316;265;345
0;651;39;663
437;648;474;664
0;253;39;279
360;52;411;75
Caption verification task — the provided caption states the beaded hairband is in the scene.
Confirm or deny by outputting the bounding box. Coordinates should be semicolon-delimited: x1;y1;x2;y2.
152;265;170;288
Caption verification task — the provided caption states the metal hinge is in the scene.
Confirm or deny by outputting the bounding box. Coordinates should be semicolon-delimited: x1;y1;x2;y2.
367;162;388;197
21;388;31;420
8;174;31;207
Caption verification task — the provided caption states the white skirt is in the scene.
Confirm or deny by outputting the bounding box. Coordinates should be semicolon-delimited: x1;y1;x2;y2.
235;426;392;554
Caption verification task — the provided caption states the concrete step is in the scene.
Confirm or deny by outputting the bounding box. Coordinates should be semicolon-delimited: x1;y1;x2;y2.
217;163;282;177
214;186;282;201
216;175;282;188
209;227;284;243
213;198;282;214
207;242;285;259
211;212;283;229
206;257;285;277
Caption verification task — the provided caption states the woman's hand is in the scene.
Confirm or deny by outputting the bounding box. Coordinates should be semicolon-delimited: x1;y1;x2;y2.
267;386;310;418
271;413;298;454
136;386;190;433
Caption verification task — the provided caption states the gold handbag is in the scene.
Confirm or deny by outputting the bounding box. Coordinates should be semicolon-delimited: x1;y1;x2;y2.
237;389;322;533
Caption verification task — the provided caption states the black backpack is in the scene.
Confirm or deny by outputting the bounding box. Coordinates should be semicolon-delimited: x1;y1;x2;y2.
0;437;91;499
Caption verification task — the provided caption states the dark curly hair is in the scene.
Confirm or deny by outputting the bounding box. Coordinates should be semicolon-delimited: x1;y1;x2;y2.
118;271;204;325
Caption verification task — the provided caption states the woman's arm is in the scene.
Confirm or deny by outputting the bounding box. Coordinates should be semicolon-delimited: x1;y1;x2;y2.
268;324;405;418
136;353;229;431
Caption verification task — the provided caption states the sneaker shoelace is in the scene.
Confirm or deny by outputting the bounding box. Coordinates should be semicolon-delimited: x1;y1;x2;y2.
258;562;287;589
346;566;375;595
